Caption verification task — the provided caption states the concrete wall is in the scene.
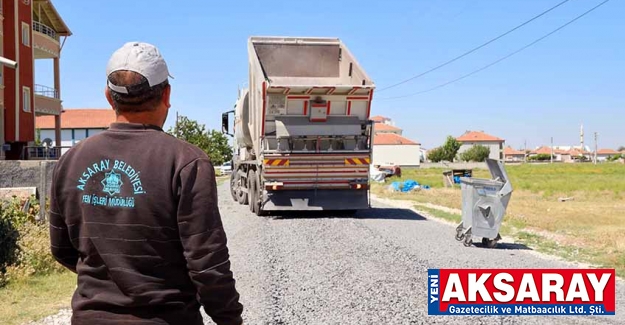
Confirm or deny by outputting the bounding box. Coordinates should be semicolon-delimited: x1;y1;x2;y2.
0;160;57;219
458;141;504;161
372;144;421;167
419;162;488;170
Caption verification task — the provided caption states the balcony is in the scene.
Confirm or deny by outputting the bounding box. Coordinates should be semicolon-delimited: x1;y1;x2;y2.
33;21;60;59
34;84;62;115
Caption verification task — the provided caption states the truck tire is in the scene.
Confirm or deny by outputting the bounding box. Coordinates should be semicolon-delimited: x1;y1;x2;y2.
248;171;256;213
248;170;266;216
234;172;248;205
229;171;237;202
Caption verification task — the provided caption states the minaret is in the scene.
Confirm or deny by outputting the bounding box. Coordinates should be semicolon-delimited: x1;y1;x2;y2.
580;124;584;151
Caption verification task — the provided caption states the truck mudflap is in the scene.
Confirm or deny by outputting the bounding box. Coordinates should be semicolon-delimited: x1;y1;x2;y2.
262;189;369;211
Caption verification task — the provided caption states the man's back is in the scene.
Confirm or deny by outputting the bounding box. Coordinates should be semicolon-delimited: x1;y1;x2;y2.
49;122;243;325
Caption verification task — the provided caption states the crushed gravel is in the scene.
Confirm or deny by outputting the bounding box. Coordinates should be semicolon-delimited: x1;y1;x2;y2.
24;183;625;324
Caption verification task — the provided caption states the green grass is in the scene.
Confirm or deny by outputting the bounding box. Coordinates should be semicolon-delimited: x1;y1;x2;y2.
216;176;229;186
392;163;625;195
376;163;625;277
413;205;460;223
0;271;76;325
411;204;625;278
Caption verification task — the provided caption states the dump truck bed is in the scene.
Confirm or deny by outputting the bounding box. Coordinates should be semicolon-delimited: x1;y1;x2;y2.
250;36;374;88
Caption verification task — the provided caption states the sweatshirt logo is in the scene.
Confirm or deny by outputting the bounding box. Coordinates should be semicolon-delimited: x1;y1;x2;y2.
77;159;146;209
101;171;123;195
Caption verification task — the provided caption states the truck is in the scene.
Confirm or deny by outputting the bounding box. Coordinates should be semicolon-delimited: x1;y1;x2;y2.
221;36;376;216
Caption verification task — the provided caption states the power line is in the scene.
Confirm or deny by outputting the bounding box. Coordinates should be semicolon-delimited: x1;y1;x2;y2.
376;0;611;101
377;0;573;93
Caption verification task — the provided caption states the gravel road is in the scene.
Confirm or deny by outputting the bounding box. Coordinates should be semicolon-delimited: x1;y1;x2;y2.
27;183;625;325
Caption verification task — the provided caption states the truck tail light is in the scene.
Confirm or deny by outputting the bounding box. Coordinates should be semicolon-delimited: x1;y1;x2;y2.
265;182;284;191
350;183;368;190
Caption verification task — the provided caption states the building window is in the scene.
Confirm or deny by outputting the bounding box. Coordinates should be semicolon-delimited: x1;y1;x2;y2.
22;23;30;47
23;86;31;112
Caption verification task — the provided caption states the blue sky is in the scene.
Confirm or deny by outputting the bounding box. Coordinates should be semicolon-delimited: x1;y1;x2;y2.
36;0;624;150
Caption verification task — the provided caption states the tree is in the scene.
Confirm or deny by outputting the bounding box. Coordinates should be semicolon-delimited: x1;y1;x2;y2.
166;115;233;166
34;129;42;146
427;147;445;163
427;136;462;163
206;129;233;166
618;146;625;152
459;144;490;162
441;136;462;162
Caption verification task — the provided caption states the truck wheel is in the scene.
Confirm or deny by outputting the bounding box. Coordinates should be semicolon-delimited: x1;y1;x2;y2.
235;172;248;205
248;170;266;216
229;171;237;202
248;171;256;213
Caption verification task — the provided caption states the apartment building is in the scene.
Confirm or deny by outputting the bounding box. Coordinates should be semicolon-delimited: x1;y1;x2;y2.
0;0;71;159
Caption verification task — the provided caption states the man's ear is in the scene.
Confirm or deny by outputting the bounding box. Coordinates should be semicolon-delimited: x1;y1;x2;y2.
161;84;171;109
105;87;115;108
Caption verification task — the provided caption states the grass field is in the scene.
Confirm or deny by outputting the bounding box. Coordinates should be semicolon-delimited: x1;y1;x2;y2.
0;271;75;325
372;163;625;276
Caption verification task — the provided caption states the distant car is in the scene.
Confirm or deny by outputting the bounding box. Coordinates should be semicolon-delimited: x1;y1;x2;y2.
217;161;233;175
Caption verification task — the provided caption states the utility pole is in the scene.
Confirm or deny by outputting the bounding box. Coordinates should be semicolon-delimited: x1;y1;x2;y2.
175;111;179;138
594;132;598;165
550;137;553;164
524;139;527;163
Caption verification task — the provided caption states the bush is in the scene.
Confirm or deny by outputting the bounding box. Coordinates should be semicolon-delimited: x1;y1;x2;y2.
427;147;445;163
529;154;553;161
0;196;62;287
459;145;491;162
427;136;462;163
0;215;19;287
4;222;66;282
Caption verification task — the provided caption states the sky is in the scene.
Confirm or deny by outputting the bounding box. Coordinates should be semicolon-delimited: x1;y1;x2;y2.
36;0;624;151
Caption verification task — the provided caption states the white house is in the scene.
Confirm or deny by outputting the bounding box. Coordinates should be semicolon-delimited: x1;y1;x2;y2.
371;116;421;167
35;108;116;155
596;149;620;162
456;130;505;161
504;146;525;162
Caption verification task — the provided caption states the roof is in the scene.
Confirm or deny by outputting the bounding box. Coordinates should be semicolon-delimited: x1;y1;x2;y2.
33;0;72;36
36;109;116;129
565;148;591;156
373;123;401;132
504;146;525;155
456;130;504;143
597;149;620;155
370;116;390;122
373;133;420;145
531;146;553;155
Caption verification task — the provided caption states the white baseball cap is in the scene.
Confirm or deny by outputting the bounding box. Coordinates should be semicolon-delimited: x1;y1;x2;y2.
106;42;173;94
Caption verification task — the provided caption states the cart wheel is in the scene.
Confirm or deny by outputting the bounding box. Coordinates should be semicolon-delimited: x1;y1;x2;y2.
482;237;499;248
462;231;473;247
482;233;502;248
455;223;465;241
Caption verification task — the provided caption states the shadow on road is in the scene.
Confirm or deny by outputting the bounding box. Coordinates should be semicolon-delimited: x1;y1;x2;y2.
269;207;427;221
471;241;533;251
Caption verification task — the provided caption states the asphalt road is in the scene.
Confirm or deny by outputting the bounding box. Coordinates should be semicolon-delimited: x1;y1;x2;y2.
27;182;624;325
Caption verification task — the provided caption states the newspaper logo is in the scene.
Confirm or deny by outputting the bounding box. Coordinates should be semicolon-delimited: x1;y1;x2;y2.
428;268;616;316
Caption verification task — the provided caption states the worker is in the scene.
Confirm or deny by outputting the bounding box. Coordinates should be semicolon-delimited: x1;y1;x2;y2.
49;42;244;325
